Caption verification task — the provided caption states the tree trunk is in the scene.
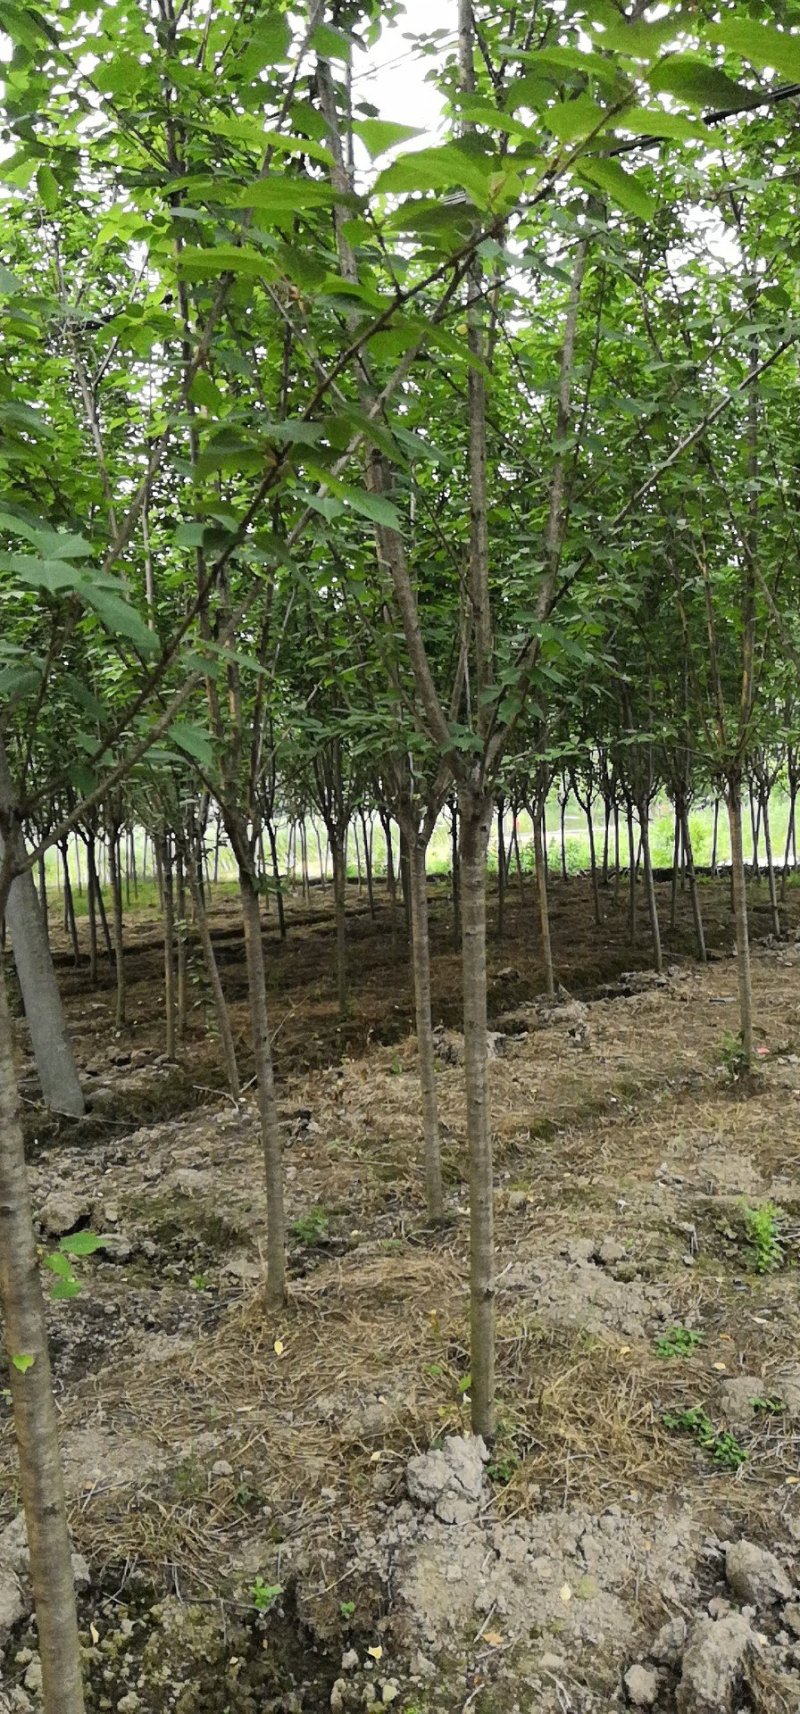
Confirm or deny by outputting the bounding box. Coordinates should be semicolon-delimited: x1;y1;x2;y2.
638;806;663;974
380;809;397;948
85;839;98;985
266;821;286;940
299;818;310;905
0;752;84;1117
711;797;719;875
750;790;761;879
450;801;461;948
108;830;126;1028
761;790;781;938
238;867;285;1305
408;837;444;1222
680;803;706;963
176;842;188;1045
331;834;348;1018
314;820;326;890
669;813;680;931
458;789;495;1441
601;797;610;885
626;803;637;946
155;834;176;1060
88;836;113;965
360;810;376;920
613;802;620;897
586;806;600;925
37;852;49;945
727;782;753;1066
532;801;555;997
398;826;411;943
496;799;506;941
185;839;240;1101
781;787;797;903
0;963;86;1714
60;842;80;968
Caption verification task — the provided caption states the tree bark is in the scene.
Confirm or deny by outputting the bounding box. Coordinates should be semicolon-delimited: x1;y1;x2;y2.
238;868;285;1305
459;789;495;1441
407;837;444;1222
108;829;126;1028
586;806;600;925
761;790;781;938
781;786;797;902
185;836;240;1101
450;800;461;948
533;802;555;998
331;835;348;1018
60;842;80;968
711;797;720;875
727;781;753;1066
496;798;506;941
626;802;637;947
176;841;188;1045
679;803;706;963
360;810;376;920
638;806;663;974
0;751;84;1117
0;963;86;1714
155;833;176;1060
266;820;286;940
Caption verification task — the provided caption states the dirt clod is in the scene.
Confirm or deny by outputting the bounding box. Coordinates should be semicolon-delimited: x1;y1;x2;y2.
725;1538;793;1607
675;1613;756;1713
623;1663;659;1707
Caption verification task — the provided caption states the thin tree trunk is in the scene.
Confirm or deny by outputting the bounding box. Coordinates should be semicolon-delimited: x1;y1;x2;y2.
750;790;761;879
238;866;285;1305
185;838;240;1100
108;830;126;1028
299;818;311;905
560;791;568;882
626;803;637;947
176;841;188;1045
88;837;113;965
680;803;706;963
533;802;555;998
155;834;176;1059
266;821;286;940
450;801;461;948
85;838;98;985
511;815;525;903
586;806;600;925
360;810;376;920
398;825;411;943
613;802;620;897
761;791;781;938
601;797;611;885
60;842;80;967
458;790;494;1440
727;782;753;1066
639;807;663;974
711;797;719;875
331;834;348;1018
408;837;444;1222
781;787;797;902
353;819;363;897
0;965;86;1714
314;819;326;890
213;817;221;886
380;809;397;947
670;812;680;930
496;798;506;941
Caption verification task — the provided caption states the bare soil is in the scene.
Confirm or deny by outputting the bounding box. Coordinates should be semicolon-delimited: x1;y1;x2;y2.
3;872;800;1713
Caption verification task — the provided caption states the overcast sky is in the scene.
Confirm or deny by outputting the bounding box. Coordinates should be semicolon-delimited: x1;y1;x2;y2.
353;0;451;141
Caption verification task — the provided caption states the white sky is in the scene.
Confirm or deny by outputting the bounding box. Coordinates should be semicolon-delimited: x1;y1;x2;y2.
353;0;451;140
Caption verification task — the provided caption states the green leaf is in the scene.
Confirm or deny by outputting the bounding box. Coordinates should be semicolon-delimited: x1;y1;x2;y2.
229;176;336;214
36;164;58;213
311;22;350;61
189;371;224;411
706;20;800;84
79;586;158;653
237;16;292;75
177;245;269;279
547;95;609;142
374;141;494;208
0;553;84;594
58;1231;109;1256
578;157;656;221
168;722;215;767
11;1354;35;1373
174;521;207;548
0;265;21;296
354;119;424;159
343;488;402;530
615;106;712;144
94;54;145;97
647;55;750;111
52;1279;82;1300
46;1251;75;1277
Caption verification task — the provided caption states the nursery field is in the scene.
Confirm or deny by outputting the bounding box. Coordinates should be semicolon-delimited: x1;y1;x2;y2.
4;873;800;1714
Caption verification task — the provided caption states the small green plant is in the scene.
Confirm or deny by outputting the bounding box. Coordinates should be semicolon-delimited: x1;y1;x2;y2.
487;1451;519;1485
741;1200;785;1274
662;1406;747;1470
45;1231;109;1300
656;1327;703;1359
290;1207;329;1245
752;1395;784;1415
719;1030;751;1082
251;1576;283;1611
340;1600;356;1620
189;1272;209;1291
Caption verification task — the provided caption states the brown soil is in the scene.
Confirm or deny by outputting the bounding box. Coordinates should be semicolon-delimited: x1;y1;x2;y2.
3;871;800;1713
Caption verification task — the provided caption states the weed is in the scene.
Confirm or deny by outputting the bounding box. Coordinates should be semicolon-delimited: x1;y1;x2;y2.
719;1030;752;1082
251;1576;283;1611
290;1206;329;1245
662;1406;747;1470
340;1600;356;1620
752;1395;784;1415
741;1200;785;1274
487;1451;520;1485
656;1326;703;1359
189;1273;209;1291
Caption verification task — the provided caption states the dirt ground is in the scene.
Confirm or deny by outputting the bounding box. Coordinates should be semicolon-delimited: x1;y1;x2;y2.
3;872;800;1713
